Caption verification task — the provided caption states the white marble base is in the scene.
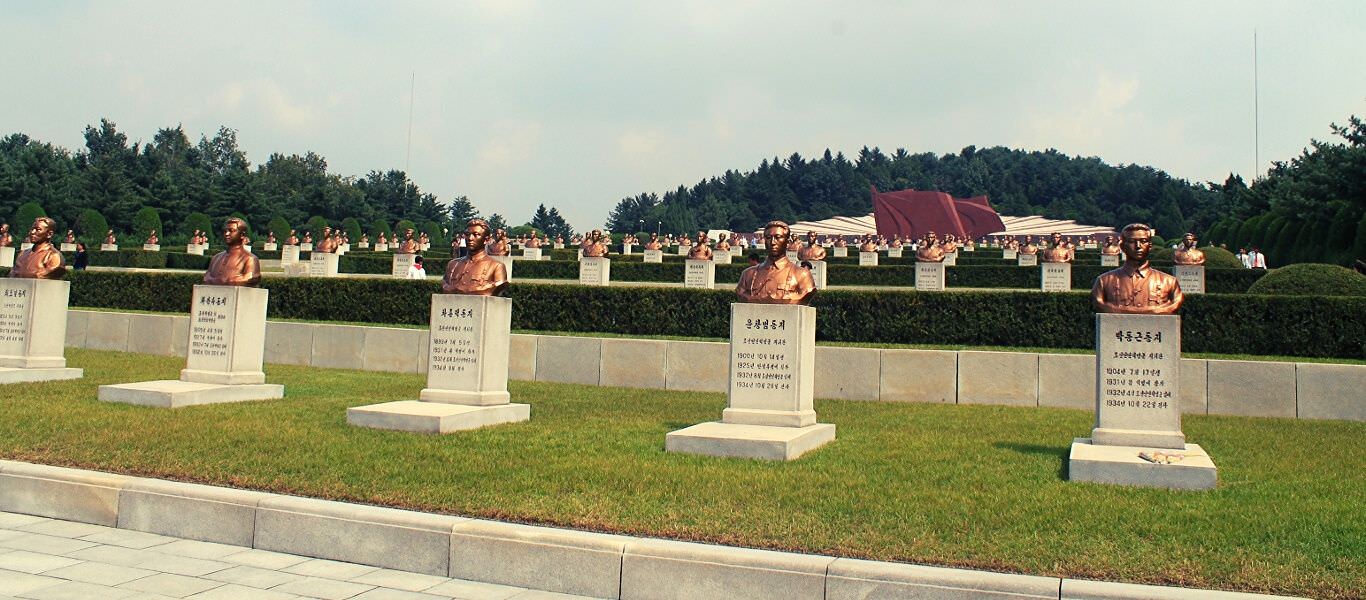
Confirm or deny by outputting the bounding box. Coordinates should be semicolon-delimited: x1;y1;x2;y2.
59;243;76;252
1175;265;1205;294
0;367;83;385
1017;254;1037;267
858;251;878;266
0;247;14;268
832;247;847;257
665;422;836;461
712;252;732;265
100;244;118;252
98;380;284;408
1101;254;1120;267
643;249;663;263
1068;438;1216;490
347;400;529;434
809;260;827;289
419;388;511;406
142;244;160;252
263;243;278;252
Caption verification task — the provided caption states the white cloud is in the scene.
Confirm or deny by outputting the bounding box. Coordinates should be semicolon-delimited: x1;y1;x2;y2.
475;120;543;170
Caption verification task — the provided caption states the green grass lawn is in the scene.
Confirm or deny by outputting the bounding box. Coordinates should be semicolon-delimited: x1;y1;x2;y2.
2;348;1363;599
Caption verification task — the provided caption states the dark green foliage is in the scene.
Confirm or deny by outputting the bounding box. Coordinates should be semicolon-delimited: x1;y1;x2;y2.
182;212;213;238
305;215;329;238
75;209;109;245
369;219;392;239
341;217;362;242
58;270;1364;358
267;216;291;240
12;202;46;230
1246;264;1366;297
132;206;162;237
421;220;445;246
395;219;416;236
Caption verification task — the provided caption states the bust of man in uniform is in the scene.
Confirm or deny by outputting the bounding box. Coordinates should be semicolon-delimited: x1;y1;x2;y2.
11;218;65;279
1020;236;1038;255
316;227;337;253
0;223;11;247
644;233;662;250
916;232;945;262
859;234;878;252
302;231;313;245
397;228;419;254
735;221;816;305
1042;232;1073;263
1100;235;1121;255
442;219;508;296
1091;223;1183;314
146;230;159;245
204;218;261;287
1173;233;1206;266
687;231;712;260
285;230;298;245
798;230;826;261
103;230;116;245
526;231;542;248
582;230;608;257
63;230;75;244
715;234;731;252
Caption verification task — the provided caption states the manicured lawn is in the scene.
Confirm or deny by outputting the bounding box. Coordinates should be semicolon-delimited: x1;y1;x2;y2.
2;348;1362;598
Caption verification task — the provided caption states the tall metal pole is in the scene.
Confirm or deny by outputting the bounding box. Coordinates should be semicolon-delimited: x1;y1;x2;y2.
405;72;416;175
1254;30;1259;180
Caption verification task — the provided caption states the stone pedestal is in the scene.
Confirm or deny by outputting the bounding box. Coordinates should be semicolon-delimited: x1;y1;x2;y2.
786;250;799;263
644;249;663;263
187;244;204;256
1003;249;1017;260
375;243;389;252
1101;254;1120;267
358;242;369;249
300;243;313;252
622;244;632;255
348;295;529;433
667;304;835;460
280;245;300;266
712;252;731;265
579;257;610;286
309;252;339;277
676;246;688;256
522;247;542;261
0;246;12;268
20;243;32;251
963;245;975;252
0;279;82;383
553;243;565;249
809;261;827;289
1069;314;1215;490
101;244;118;252
1017;254;1037;267
491;255;514;280
888;247;903;258
99;285;283;407
684;259;715;289
858;251;878;266
60;243;76;252
1175;265;1205;294
392;253;416;278
833;247;848;258
943;251;957;266
915;262;946;292
1041;262;1071;292
263;243;278;252
142;244;160;252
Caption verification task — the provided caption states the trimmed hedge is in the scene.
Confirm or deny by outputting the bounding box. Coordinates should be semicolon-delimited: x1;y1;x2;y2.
55;270;1366;359
85;249;211;270
1247;264;1366;297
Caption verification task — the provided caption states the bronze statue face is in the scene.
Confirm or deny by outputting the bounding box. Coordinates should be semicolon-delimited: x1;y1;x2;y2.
763;224;788;259
1052;232;1062;245
1182;233;1197;248
650;233;658;241
696;231;707;244
28;218;54;245
466;222;489;253
223;219;245;246
806;231;817;242
1120;227;1153;262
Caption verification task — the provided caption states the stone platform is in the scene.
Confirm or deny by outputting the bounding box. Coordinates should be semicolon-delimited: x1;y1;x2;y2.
98;380;285;408
665;422;836;461
1068;438;1217;490
347;400;529;433
0;367;83;385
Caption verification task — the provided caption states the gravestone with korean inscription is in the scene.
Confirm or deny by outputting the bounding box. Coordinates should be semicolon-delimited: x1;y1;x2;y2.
859;251;878;266
643;249;663;263
99;285;283;407
280;245;299;266
666;303;835;460
1101;254;1120;267
943;251;957;266
915;261;946;292
523;247;542;261
348;295;528;433
1068;314;1217;490
1041;263;1071;292
684;259;715;289
712;251;732;265
809;260;827;289
0;279;82;383
887;247;903;258
392;253;415;278
579;256;610;286
0;247;12;268
1174;265;1205;294
1003;248;1017;260
309;252;339;277
1017;253;1037;267
832;246;848;258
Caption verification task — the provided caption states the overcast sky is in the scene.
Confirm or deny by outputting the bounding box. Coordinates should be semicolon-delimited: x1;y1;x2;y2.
4;1;1363;230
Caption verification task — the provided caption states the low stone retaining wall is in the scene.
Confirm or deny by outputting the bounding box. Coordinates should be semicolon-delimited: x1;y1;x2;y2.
0;460;1300;600
65;309;1364;422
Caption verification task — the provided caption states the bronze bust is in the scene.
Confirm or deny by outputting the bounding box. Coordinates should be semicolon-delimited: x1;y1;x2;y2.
1173;233;1206;266
644;233;662;250
1100;235;1121;256
582;230;608;257
1042;232;1074;263
1091;223;1183;314
396;228;419;254
204;218;261;287
10;218;66;279
442;219;509;296
797;231;826;261
687;231;713;260
915;232;945;262
316;227;338;253
735;220;816;305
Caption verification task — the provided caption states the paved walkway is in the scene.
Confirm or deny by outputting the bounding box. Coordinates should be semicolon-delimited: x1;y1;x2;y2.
0;512;591;600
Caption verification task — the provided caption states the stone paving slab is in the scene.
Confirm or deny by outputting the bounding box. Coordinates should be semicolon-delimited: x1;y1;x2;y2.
0;510;595;600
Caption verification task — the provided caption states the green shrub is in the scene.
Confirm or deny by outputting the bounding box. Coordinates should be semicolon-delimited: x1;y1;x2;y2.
182;212;213;239
132;207;162;238
305;215;330;238
342;217;362;242
75;209;109;245
267;216;292;241
12;202;46;231
1246;264;1366;297
370;219;392;239
85;248;168;269
58;270;1365;358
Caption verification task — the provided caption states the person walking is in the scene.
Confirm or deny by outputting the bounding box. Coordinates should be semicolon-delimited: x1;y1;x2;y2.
406;255;427;279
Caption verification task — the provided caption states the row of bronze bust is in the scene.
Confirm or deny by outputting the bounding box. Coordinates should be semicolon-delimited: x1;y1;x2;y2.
5;217;1184;315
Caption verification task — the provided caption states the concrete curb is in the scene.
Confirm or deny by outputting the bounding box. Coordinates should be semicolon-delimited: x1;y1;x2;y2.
0;460;1307;600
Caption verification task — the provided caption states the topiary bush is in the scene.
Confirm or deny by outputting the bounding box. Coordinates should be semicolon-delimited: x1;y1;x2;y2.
132;206;163;238
182;212;213;239
75;209;110;246
12;202;46;231
267;216;292;240
1246;263;1366;297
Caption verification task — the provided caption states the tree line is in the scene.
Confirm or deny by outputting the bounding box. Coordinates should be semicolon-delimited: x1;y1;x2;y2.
0;119;575;245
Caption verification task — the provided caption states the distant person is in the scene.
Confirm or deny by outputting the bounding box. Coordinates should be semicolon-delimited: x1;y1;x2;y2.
747;253;761;267
407;255;426;279
1250;248;1268;269
1238;248;1251;268
73;243;88;270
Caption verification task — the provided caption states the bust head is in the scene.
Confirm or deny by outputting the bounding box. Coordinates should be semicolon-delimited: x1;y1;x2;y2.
223;218;248;247
761;221;789;259
466;218;491;254
28;217;56;245
1119;223;1154;264
1181;232;1197;249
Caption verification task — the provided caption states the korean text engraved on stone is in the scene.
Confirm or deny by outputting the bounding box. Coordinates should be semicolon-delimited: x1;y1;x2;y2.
724;303;817;427
579;256;610;286
423;294;511;405
1041;262;1071;292
0;278;71;369
644;249;663;263
523;247;541;260
1174;265;1205;294
309;252;339;277
833;246;848;258
392;253;415;278
1092;313;1183;449
887;247;903;258
915;261;946;292
1017;253;1037;267
809;260;827;289
684;259;715;289
1003;248;1017;260
1101;254;1120;267
859;251;878;266
280;245;300;265
182;285;269;385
